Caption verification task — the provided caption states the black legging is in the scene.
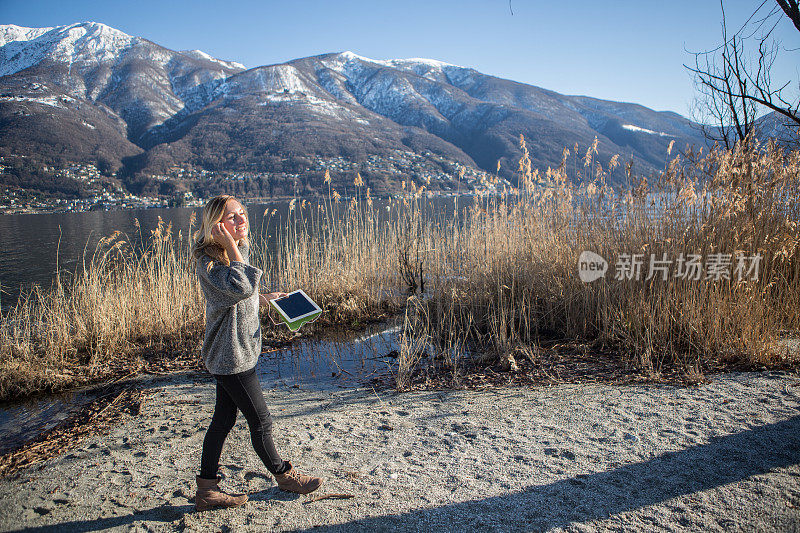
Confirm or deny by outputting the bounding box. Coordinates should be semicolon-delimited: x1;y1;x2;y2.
199;366;287;479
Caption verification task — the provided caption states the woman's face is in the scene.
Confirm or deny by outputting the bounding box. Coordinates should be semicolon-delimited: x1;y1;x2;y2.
220;199;248;241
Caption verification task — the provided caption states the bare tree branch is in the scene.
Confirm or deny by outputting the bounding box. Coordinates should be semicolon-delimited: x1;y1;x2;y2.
776;0;800;32
685;1;799;147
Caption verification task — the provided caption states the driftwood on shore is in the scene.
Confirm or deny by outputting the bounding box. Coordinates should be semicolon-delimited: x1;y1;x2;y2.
303;492;356;504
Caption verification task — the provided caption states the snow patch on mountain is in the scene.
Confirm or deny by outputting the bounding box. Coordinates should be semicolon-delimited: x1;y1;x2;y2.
311;52;484;122
622;124;673;137
218;64;317;99
180;49;245;71
0;95;74;108
392;57;460;69
261;91;369;123
260;65;313;93
53;22;136;68
388;58;467;83
320;51;465;85
314;68;360;105
0;24;55;46
338;51;375;64
334;51;462;70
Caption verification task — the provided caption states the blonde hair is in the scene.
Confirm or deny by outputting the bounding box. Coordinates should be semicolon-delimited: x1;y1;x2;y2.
192;195;250;267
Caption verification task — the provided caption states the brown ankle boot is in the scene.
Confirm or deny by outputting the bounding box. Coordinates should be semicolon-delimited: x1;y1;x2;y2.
195;475;248;511
274;462;323;494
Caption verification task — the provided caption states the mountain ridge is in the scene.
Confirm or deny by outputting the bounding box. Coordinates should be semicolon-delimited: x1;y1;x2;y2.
0;21;711;200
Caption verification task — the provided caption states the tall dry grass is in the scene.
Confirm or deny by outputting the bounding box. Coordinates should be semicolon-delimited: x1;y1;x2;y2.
258;182;434;325
395;136;800;387
1;138;797;398
0;218;204;400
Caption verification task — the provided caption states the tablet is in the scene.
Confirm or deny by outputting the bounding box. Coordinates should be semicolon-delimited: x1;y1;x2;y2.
268;289;322;331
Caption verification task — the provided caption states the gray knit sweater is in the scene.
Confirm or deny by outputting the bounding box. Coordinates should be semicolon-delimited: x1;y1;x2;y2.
196;243;262;375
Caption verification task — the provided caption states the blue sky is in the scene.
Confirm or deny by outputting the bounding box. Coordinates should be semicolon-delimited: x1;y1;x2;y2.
2;0;798;118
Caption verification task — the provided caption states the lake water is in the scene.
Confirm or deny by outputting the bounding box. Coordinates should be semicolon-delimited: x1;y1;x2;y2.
0;205;200;310
0;196;476;311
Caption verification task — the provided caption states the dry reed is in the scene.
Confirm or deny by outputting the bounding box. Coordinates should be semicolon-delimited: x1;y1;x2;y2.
396;136;800;387
1;137;797;398
0;217;204;400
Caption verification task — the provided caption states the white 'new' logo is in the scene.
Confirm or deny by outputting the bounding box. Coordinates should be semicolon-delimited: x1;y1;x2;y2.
578;251;608;283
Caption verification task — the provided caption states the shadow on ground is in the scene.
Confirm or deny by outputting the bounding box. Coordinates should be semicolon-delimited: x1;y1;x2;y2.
11;415;800;532
8;375;800;533
292;414;800;531
8;504;195;533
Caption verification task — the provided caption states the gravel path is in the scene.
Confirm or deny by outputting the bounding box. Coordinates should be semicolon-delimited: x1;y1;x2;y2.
0;371;799;532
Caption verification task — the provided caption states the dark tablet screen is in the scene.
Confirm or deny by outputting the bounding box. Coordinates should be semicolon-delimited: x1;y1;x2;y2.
274;292;317;319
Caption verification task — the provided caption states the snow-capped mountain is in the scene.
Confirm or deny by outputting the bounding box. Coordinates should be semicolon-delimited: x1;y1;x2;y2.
0;22;710;198
0;22;138;77
1;22;244;142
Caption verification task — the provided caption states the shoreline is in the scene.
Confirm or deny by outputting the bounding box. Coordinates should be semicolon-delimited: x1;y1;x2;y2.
0;191;491;216
1;329;796;466
0;370;798;531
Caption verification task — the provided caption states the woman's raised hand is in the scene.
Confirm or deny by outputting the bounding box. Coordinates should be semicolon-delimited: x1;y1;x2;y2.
211;222;237;250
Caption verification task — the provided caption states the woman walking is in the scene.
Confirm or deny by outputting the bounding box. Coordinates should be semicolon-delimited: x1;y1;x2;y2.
192;195;322;511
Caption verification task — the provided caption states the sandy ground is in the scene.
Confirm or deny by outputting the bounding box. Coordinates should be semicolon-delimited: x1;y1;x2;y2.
0;370;799;532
